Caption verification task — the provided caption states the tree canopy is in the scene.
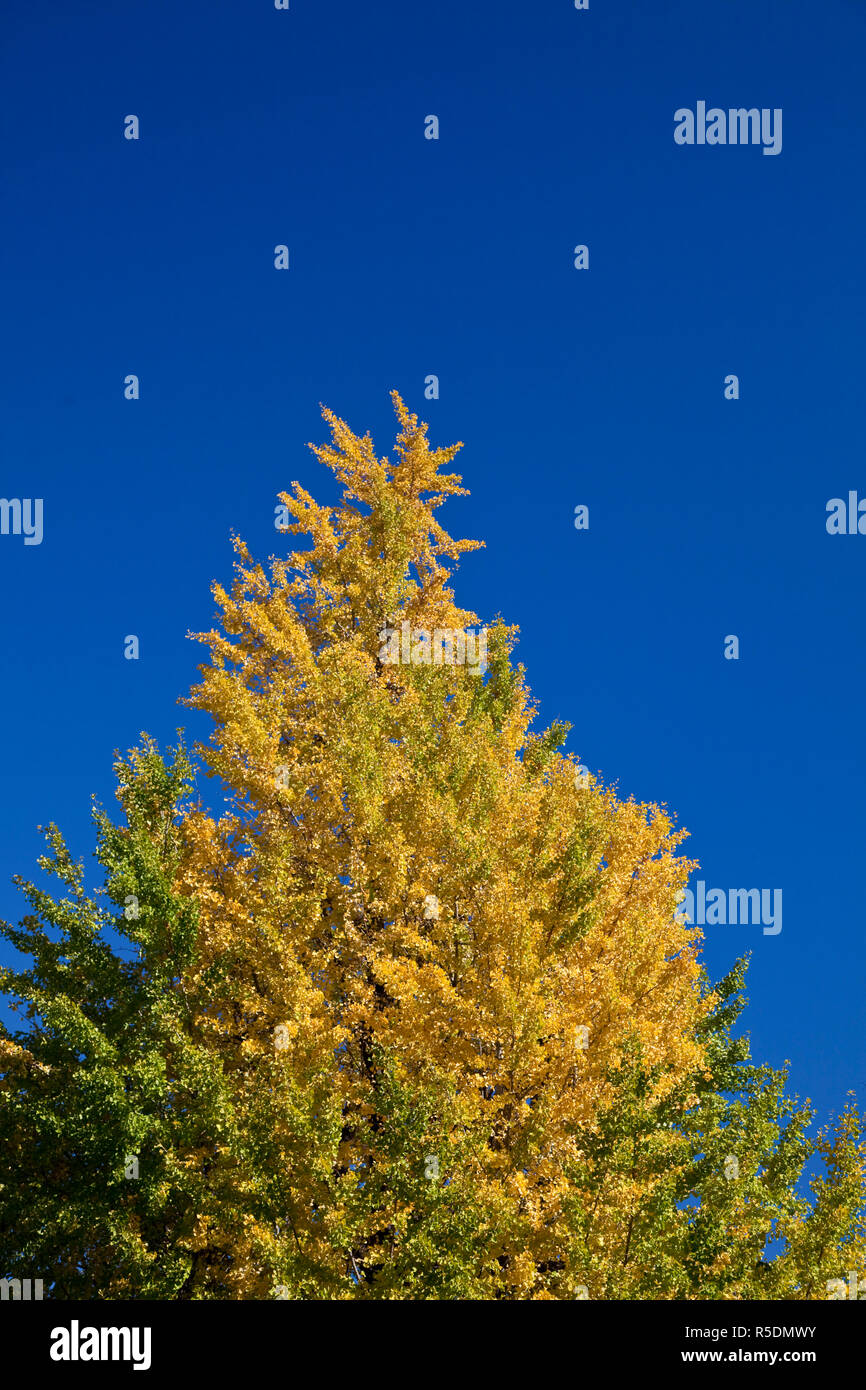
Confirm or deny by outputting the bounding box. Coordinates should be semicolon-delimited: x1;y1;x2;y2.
2;394;863;1299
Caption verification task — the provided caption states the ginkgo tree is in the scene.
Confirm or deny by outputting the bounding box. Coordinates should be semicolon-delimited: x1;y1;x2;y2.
2;393;864;1298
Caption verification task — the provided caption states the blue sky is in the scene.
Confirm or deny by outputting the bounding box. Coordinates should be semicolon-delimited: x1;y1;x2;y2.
2;0;864;1134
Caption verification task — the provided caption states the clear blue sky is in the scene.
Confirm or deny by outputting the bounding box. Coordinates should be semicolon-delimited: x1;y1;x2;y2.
2;0;864;1133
